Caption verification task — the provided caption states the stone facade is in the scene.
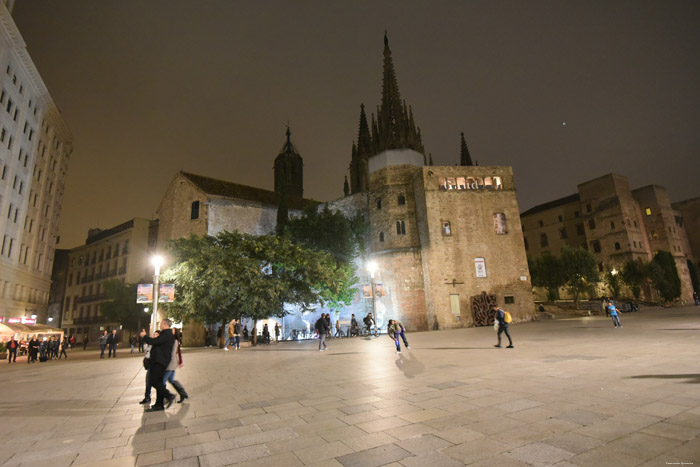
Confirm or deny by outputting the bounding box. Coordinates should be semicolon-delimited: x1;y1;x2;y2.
521;173;694;302
672;197;700;265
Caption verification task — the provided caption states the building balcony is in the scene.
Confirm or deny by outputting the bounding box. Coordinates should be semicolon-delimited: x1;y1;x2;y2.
76;293;107;304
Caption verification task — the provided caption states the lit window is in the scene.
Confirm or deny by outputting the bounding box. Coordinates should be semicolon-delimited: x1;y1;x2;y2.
645;208;652;216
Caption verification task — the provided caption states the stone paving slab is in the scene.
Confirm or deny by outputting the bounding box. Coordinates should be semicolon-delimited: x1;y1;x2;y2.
2;305;700;465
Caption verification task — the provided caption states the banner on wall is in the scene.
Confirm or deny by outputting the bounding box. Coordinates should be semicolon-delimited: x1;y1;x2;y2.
375;283;386;297
136;284;153;303
474;257;487;278
362;284;372;298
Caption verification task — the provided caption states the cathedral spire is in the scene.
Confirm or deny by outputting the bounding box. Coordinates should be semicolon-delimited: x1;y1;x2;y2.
274;125;304;197
375;33;425;155
460;132;473;166
343;175;350;196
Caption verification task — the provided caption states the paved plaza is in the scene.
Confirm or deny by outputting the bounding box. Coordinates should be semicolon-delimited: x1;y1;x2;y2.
1;306;700;467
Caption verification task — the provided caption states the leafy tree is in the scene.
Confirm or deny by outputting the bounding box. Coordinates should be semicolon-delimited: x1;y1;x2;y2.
621;258;647;300
100;279;150;332
560;246;599;308
162;231;344;344
604;267;622;299
650;250;681;302
529;254;565;301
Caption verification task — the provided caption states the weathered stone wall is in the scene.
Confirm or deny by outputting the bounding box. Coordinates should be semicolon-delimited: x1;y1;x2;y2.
208;198;278;236
672;197;700;265
156;175;208;249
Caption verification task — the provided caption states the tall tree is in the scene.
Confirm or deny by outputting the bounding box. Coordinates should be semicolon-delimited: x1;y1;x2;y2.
100;279;150;332
621;258;647;300
529;254;566;301
560;246;599;308
650;251;681;302
604;267;622;299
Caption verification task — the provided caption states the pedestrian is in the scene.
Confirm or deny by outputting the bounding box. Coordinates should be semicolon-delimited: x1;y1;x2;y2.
69;334;76;348
164;328;188;403
324;314;331;339
262;324;270;344
204;328;210;348
140;330;158;406
216;326;223;347
82;334;89;350
59;337;68;359
274;322;280;342
130;335;137;353
602;297;610;317
242;326;249;340
140;320;176;412
335;319;344;338
27;335;39;363
315;314;329;351
7;336;18;363
350;314;359;337
138;330;145;352
106;329;118;358
98;331;108;358
225;318;235;351
493;305;514;348
387;319;410;353
233;319;241;350
608;301;622;328
694;291;699;306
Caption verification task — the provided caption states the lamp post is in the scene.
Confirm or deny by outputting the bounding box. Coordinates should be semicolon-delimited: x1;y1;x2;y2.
367;261;378;331
150;255;164;335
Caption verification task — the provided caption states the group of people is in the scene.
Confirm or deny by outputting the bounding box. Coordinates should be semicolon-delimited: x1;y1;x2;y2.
139;320;188;412
5;335;69;363
97;329;121;358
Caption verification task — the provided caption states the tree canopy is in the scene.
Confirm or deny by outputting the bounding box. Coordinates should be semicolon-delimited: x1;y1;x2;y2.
621;258;647;300
560;246;599;308
528;253;566;301
100;279;150;332
650;250;681;302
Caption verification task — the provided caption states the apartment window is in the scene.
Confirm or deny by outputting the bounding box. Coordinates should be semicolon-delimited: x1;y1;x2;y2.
504;296;515;304
540;233;549;248
396;220;406;235
442;220;452;236
7;204;12;219
591;241;601;253
614;242;621;250
379;232;384;242
1;165;6;180
586;203;592;213
588;219;596;230
190;201;199;220
633;241;637;248
559;228;568;239
493;213;507;234
114;244;120;256
398;195;406;206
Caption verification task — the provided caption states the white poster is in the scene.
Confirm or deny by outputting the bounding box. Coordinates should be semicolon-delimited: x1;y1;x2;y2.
475;257;487;278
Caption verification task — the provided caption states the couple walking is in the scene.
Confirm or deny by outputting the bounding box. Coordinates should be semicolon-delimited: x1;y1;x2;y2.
140;320;188;412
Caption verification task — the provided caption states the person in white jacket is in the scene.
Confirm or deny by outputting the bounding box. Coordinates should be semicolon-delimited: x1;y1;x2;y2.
164;328;188;403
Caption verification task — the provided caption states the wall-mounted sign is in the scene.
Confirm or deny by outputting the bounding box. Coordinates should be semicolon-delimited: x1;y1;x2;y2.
6;317;36;324
158;284;175;303
474;257;487;278
137;284;153;303
375;283;386;297
362;284;372;298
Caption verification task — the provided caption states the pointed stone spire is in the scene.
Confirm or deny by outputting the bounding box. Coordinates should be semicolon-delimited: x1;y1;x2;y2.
349;104;373;194
460;132;473;166
429;153;434;166
375;33;425;155
343;175;350;196
274;125;303;197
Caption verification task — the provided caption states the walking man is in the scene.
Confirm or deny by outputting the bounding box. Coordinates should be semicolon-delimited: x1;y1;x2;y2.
7;336;18;363
225;318;235;351
140;320;176;412
387;319;410;353
315;314;329;351
59;337;69;359
107;329;118;358
82;334;89;350
274;322;280;342
493;305;514;348
233;319;241;350
98;330;108;358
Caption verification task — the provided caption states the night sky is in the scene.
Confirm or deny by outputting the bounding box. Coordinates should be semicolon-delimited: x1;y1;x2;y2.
13;0;700;249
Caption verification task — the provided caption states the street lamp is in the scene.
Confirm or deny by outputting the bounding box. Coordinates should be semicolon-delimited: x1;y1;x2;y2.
611;268;618;276
150;255;164;335
367;261;378;331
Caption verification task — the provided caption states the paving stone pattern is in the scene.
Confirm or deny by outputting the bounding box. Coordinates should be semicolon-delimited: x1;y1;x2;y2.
2;306;700;466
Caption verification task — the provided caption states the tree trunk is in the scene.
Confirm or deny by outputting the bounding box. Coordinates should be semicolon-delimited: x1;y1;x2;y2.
252;319;257;346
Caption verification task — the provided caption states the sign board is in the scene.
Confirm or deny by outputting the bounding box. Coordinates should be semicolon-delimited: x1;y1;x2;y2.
362;284;372;298
6;317;36;324
158;284;175;303
0;316;3;323
474;257;487;278
375;283;386;297
137;284;153;303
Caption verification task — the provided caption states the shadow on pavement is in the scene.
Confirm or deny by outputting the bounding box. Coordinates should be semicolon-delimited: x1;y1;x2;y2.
395;352;424;378
424;347;485;350
132;402;191;456
628;374;700;384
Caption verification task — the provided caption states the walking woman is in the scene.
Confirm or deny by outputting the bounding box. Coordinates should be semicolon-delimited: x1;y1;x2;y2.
164;328;189;403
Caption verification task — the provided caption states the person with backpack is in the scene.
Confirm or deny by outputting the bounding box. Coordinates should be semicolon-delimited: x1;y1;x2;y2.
492;305;514;348
315;314;329;351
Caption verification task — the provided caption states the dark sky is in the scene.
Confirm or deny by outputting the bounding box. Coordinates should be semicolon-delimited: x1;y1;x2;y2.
13;0;700;249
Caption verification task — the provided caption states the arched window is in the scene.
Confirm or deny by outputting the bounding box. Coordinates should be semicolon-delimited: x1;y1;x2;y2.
614;242;621;250
398;195;406;206
379;232;384;242
376;198;382;210
396;220;406;235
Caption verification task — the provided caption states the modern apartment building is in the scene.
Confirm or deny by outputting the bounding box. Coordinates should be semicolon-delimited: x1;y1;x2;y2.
0;1;72;325
59;219;155;341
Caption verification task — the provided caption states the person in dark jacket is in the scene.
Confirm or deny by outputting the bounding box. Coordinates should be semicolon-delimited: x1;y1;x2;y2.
315;314;329;351
493;305;514;348
140;320;175;412
82;334;89;350
106;330;118;358
59;337;69;359
7;337;19;363
28;336;39;363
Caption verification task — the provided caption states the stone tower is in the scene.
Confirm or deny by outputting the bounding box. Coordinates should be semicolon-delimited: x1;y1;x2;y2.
274;126;303;198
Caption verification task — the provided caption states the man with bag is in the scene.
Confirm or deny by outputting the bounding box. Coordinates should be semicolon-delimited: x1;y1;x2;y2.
492;305;514;349
140;320;176;412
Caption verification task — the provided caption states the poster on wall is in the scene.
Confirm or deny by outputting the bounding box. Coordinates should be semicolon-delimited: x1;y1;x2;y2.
158;284;175;303
474;257;487;278
362;284;373;297
375;283;386;297
137;284;153;303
